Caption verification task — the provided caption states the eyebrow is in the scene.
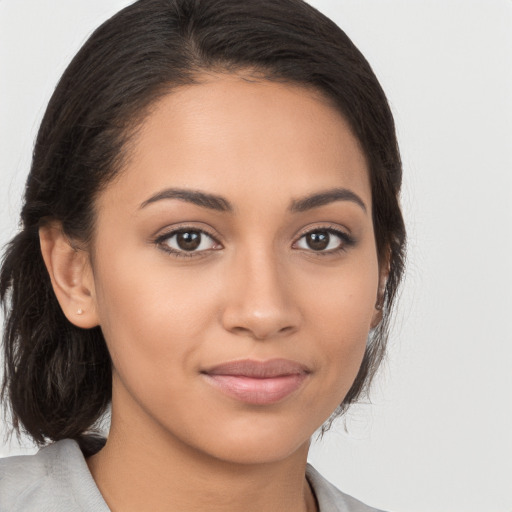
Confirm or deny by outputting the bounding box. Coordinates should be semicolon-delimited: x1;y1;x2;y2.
140;188;233;212
290;188;367;213
139;186;366;214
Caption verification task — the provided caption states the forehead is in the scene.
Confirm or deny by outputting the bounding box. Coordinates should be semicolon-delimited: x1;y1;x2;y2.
97;74;371;214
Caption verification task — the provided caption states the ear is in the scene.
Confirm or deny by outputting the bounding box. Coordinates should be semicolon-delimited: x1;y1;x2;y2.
370;253;390;329
39;222;99;329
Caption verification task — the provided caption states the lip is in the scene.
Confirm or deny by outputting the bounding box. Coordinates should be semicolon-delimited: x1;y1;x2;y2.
201;359;310;405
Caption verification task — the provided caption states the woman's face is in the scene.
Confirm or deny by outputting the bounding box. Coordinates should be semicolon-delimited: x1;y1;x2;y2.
86;74;382;464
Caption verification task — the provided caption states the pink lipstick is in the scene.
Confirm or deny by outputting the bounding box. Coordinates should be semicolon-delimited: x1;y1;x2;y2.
201;359;309;405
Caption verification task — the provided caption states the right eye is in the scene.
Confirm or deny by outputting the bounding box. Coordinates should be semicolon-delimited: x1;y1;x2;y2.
156;229;221;257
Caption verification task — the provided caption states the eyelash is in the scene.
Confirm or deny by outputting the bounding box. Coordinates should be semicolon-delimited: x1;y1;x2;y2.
154;225;355;258
154;228;221;258
293;226;356;256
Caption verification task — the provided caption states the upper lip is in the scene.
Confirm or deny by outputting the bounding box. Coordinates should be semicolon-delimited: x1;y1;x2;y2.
202;358;310;378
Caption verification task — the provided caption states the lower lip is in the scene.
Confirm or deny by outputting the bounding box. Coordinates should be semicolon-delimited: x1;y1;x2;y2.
202;373;308;405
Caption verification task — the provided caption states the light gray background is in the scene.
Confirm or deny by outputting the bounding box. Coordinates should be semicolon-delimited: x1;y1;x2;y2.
1;2;511;512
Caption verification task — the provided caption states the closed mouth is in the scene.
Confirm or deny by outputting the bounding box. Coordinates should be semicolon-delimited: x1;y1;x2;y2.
201;358;310;405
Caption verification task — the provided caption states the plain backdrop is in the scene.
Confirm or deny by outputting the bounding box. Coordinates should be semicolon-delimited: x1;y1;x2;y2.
1;1;511;511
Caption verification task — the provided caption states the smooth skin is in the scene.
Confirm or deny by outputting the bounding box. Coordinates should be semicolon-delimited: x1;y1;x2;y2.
40;73;385;512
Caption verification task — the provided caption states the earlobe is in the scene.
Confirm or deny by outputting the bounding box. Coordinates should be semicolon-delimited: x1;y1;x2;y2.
370;257;390;329
39;222;99;329
370;298;384;329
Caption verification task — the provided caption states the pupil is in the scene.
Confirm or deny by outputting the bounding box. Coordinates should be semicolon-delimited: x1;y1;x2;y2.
177;231;201;251
307;231;329;251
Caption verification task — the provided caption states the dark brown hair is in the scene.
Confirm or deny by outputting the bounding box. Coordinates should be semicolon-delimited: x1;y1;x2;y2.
1;0;405;453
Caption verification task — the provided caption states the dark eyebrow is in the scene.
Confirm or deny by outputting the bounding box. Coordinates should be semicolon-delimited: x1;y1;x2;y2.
139;188;233;212
289;188;367;213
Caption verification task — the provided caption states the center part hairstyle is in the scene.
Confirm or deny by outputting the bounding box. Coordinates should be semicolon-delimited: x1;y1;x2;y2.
0;0;406;452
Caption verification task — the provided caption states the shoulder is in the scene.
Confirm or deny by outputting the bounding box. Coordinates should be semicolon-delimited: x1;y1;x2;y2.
0;439;108;512
306;464;387;512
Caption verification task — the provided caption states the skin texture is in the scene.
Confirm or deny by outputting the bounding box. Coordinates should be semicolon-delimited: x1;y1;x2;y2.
40;74;384;512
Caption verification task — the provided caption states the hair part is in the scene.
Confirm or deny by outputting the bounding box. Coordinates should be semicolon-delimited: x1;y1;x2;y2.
1;0;405;449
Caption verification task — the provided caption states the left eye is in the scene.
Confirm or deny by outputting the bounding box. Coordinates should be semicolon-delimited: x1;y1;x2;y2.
159;229;218;253
295;230;345;252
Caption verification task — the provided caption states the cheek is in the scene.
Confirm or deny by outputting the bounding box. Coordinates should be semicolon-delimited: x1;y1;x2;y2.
300;256;379;398
91;247;220;385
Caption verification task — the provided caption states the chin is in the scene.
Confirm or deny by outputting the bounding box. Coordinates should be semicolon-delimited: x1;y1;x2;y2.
167;410;320;467
201;433;310;466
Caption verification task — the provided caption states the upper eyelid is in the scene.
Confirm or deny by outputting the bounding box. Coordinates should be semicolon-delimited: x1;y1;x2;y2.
153;224;222;243
294;223;351;240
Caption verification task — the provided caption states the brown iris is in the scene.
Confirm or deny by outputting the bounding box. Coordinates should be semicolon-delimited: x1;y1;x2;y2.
176;231;201;251
305;231;330;251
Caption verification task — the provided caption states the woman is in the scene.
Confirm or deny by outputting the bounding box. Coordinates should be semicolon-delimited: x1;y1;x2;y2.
0;0;405;510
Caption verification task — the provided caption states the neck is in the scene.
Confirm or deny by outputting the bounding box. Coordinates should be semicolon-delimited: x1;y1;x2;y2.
86;400;317;512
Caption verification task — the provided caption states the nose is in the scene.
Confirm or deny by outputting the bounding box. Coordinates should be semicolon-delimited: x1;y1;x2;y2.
220;248;302;341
